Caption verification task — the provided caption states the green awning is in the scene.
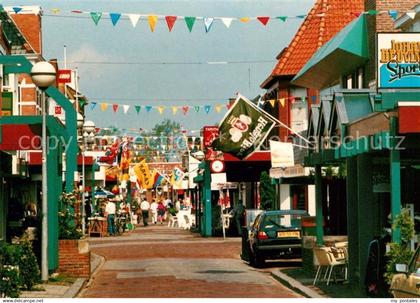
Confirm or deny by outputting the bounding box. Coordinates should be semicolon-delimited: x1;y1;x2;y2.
292;15;369;89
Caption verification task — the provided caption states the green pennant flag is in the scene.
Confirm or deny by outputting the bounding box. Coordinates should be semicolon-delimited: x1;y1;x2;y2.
79;99;87;108
211;95;277;160
185;17;196;32
194;105;200;112
135;105;141;114
90;12;102;25
278;16;288;22
368;10;378;15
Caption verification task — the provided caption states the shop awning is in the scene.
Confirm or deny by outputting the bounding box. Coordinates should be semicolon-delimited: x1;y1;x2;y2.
291;15;368;89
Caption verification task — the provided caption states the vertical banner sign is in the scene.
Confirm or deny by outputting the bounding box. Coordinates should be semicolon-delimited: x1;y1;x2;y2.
211;95;276;159
378;33;420;88
57;69;72;84
203;126;219;147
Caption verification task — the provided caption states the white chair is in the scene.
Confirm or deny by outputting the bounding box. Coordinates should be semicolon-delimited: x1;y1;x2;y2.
183;215;192;230
168;215;178;227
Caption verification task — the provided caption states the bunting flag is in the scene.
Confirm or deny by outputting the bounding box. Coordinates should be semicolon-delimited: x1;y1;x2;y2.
123;105;130;114
157;106;165;114
90;102;97;110
12;7;23;14
367;10;378;15
388;10;398;20
145;105;152;112
135;105;141;114
239;17;250;23
204;18;214;33
278;16;288;22
51;8;61;14
257;16;270;26
194;105;200;113
72;10;83;14
221;18;233;28
279;98;285;107
112;104;119;113
148;15;158;32
78;99;87;108
165;16;177;32
185;16;196;32
269;99;276;108
100;103;108;111
172;106;178;115
296;15;307;18
182;106;189;115
90;12;102;25
128;14;140;27
204;105;211;114
407;11;416;19
110;13;121;26
215;104;222;113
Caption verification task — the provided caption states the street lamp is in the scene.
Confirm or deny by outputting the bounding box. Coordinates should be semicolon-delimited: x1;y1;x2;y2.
30;61;57;282
81;121;95;235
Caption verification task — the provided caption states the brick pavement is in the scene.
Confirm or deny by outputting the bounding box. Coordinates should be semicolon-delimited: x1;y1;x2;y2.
79;225;302;298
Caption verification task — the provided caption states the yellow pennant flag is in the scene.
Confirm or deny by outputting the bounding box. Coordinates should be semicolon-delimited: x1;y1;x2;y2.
134;160;154;189
240;17;250;23
269;99;276;108
100;103;109;111
279;98;286;107
157;106;165;114
172;106;178;115
51;8;60;14
215;104;222;113
148;15;158;32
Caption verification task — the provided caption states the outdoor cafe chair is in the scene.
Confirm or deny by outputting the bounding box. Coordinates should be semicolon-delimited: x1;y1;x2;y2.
168;215;178;227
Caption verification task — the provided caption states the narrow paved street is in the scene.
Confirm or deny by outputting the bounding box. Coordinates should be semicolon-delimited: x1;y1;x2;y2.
79;225;302;298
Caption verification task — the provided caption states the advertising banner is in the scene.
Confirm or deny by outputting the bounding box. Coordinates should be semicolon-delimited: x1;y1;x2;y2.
378;33;420;88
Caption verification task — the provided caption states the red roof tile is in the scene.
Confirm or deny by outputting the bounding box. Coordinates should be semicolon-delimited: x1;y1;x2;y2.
262;0;364;87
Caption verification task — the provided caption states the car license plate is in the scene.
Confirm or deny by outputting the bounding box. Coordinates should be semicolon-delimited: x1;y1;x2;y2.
277;231;300;238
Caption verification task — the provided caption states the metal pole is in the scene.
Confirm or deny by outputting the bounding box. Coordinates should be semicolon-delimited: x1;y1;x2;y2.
82;144;85;235
41;91;48;281
92;162;96;212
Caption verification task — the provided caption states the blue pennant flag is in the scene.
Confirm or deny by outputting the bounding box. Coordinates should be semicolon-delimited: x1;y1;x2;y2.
90;102;97;110
110;13;121;26
13;7;23;14
388;10;398;20
146;106;152;112
204;105;211;114
311;96;317;103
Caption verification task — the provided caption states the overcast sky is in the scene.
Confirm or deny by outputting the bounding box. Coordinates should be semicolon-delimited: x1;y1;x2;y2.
4;0;314;133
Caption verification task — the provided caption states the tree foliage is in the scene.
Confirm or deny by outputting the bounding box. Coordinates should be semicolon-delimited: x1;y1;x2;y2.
259;171;275;210
152;119;181;136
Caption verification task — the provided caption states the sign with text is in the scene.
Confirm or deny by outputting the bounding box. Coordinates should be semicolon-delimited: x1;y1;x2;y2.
378;33;420;88
57;69;72;84
269;140;295;168
203;126;219;147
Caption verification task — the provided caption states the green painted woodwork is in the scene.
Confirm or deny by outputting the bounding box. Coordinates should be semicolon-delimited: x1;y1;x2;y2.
314;164;324;246
390;117;401;243
292;15;368;89
375;92;420;111
202;161;212;237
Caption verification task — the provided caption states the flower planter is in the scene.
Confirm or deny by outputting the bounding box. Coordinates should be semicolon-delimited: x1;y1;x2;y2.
58;239;90;278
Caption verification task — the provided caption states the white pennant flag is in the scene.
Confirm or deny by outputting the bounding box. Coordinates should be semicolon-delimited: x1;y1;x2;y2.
221;18;233;28
204;17;214;33
123;105;130;114
407;11;416;19
128;14;140;27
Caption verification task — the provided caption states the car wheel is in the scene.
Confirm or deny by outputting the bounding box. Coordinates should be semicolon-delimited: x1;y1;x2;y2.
253;250;265;268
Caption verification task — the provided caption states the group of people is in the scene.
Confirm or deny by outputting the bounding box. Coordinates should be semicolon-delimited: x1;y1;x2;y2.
136;196;190;227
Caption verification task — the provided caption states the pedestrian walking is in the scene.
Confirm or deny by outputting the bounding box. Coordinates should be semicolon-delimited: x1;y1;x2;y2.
140;198;150;226
150;199;158;224
157;201;166;224
105;199;116;236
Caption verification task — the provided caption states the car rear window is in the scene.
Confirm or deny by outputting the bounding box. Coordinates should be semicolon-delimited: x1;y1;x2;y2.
261;214;302;229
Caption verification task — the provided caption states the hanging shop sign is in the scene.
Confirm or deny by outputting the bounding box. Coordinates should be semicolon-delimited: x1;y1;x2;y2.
57;69;72;84
203;126;219;147
377;33;420;89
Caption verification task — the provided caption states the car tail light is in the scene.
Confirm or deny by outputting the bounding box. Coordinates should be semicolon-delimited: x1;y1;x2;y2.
257;231;268;240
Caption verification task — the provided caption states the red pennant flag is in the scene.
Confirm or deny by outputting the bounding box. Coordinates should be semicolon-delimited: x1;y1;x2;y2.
352;11;362;17
182;106;189;115
112;104;119;113
289;96;296;104
257;17;270;26
226;103;233;110
165;16;177;32
71;10;83;14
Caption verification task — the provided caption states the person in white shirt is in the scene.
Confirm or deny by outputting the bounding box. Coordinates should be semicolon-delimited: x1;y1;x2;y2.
105;200;116;236
150;199;158;224
140;198;150;226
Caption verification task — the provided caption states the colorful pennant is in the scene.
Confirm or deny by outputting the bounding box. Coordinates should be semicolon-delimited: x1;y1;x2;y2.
204;18;214;33
204;105;211;114
128;14;140;27
90;12;102;25
135;105;141;114
100;103;108;111
165;16;177;32
145;106;152;112
257;16;270;26
194;105;200;113
182;106;189;115
148;15;158;32
221;18;233;28
112;104;119;113
110;13;121;26
185;17;196;32
90;102;97;110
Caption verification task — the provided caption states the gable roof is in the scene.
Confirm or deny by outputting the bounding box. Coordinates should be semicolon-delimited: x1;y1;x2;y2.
261;0;364;88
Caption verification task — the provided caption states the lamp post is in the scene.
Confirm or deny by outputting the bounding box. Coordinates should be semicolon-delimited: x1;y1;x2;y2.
30;61;57;282
81;121;95;235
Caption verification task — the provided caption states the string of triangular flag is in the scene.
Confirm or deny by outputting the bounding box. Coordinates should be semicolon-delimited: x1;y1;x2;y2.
258;95;318;108
7;6;414;32
83;101;230;115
